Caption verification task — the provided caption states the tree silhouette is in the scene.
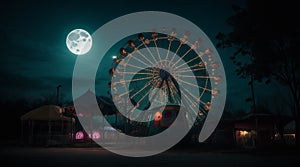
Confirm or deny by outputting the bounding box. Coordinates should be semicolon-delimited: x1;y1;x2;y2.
216;0;300;145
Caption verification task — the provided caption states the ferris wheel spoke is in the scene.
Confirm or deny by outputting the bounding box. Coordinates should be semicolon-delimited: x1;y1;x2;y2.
127;102;146;118
199;77;209;100
134;49;155;66
136;80;161;106
178;78;211;92
199;99;210;106
125;63;154;72
179;77;211;102
117;71;154;75
174;64;202;72
168;78;181;100
181;86;209;107
153;39;163;65
181;89;199;109
176;67;206;73
177;78;207;90
181;86;204;107
165;40;172;63
169;89;176;103
168;77;179;92
168;82;179;104
174;55;201;70
116;89;133;98
168;43;183;67
128;53;154;67
142;41;159;65
114;76;153;84
128;107;137;118
171;48;193;68
181;86;200;102
130;79;153;99
136;42;145;50
148;78;164;102
180;88;207;115
165;80;173;101
176;74;213;79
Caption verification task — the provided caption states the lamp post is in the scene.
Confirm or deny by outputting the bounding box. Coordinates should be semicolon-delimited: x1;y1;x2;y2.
56;85;62;106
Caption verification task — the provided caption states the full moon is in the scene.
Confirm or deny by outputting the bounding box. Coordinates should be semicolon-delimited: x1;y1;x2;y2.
66;29;92;55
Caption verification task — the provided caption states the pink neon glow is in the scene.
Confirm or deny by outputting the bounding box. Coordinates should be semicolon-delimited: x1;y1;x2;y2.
89;132;101;139
75;131;84;140
88;132;101;139
92;132;101;139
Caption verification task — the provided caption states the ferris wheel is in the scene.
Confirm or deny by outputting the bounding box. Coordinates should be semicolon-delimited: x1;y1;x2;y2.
108;30;221;130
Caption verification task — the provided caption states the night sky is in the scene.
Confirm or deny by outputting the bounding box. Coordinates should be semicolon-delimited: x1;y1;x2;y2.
0;0;284;112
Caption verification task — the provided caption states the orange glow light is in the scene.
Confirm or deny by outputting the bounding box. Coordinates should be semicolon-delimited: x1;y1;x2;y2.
240;131;249;136
154;112;162;122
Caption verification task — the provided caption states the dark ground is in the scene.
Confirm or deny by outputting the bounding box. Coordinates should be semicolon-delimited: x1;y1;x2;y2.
1;143;299;167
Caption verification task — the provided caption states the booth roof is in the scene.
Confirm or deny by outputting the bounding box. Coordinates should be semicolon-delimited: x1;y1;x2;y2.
21;105;71;121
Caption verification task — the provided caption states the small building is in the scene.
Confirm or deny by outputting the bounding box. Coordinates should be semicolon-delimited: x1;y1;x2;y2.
281;120;296;145
234;112;293;148
21;105;74;146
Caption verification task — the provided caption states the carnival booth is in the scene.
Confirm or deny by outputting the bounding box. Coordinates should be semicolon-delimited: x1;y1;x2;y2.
21;105;74;146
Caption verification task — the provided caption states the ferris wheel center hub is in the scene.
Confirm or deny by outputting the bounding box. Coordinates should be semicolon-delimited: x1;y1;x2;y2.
159;69;171;80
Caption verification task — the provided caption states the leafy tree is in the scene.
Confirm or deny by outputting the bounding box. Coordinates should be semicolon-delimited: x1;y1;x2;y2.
216;0;300;145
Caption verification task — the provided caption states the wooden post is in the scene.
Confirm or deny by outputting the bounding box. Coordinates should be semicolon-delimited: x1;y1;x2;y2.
71;118;74;143
61;119;64;145
30;120;34;145
20;120;24;145
48;120;51;146
61;119;64;134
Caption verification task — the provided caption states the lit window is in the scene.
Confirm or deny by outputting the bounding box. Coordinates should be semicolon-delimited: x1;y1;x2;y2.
239;130;249;136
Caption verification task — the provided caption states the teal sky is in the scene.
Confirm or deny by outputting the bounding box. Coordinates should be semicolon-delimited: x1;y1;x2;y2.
1;0;283;112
